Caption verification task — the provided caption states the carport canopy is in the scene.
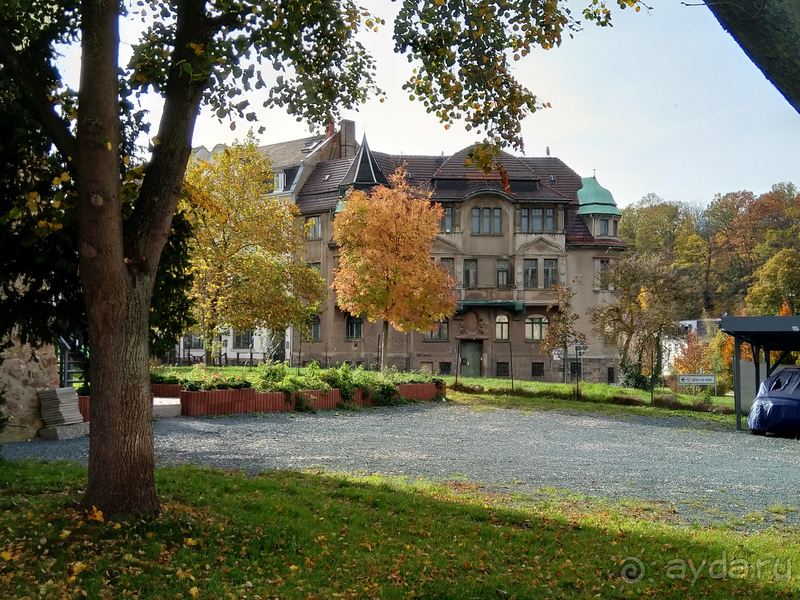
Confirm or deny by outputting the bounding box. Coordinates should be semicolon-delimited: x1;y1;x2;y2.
718;316;800;430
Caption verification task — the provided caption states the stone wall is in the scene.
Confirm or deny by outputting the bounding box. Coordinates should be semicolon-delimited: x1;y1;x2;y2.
0;336;59;443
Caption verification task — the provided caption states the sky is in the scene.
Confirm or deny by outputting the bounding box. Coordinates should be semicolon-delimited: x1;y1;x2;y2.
62;0;800;208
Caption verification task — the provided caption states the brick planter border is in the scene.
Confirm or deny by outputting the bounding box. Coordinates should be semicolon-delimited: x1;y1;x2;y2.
178;382;443;417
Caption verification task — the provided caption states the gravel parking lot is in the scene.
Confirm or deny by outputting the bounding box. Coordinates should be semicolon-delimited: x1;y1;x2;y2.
5;402;800;527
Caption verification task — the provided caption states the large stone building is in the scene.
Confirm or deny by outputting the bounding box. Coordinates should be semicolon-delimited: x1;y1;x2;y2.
196;120;625;382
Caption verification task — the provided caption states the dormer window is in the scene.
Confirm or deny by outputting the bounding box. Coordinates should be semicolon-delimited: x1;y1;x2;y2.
275;171;286;191
600;218;609;236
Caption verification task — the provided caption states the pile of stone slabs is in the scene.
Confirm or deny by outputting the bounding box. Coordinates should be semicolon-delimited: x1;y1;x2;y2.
37;387;89;440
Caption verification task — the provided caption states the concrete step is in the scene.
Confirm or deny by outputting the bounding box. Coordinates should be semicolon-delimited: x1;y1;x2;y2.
153;397;181;418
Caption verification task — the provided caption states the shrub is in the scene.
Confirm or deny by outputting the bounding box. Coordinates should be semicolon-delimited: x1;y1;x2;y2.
228;377;252;389
183;380;202;392
370;380;405;406
75;382;91;396
256;361;291;387
293;392;316;413
149;370;182;385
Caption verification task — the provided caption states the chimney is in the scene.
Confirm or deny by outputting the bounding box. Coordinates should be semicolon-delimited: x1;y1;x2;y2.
340;119;357;158
325;121;335;139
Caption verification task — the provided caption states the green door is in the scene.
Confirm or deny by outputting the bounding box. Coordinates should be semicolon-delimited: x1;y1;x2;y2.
460;341;482;378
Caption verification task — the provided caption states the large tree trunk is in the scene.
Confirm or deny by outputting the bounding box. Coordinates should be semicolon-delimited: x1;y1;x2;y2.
74;0;208;515
706;0;800;114
76;0;160;514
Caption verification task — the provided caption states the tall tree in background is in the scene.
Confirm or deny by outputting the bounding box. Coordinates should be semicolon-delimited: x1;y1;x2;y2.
185;136;325;362
745;249;800;316
589;254;699;388
541;279;586;384
333;169;457;373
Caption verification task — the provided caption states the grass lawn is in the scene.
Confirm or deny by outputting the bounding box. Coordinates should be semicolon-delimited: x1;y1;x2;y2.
439;378;738;425
2;460;799;599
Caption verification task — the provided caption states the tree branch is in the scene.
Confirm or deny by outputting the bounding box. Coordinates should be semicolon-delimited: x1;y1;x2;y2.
0;22;78;163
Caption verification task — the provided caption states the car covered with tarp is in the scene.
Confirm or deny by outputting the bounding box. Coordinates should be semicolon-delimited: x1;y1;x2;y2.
748;367;800;435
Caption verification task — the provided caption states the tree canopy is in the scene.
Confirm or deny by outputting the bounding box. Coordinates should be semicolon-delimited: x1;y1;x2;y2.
332;169;457;372
184;135;326;359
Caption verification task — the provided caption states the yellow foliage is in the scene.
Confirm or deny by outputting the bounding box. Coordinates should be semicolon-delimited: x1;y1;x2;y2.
184;134;325;343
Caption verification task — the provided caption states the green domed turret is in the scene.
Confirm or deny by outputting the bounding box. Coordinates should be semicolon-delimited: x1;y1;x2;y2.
577;177;621;216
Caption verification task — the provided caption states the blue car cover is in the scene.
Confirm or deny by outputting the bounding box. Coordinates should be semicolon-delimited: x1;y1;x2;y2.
748;368;800;435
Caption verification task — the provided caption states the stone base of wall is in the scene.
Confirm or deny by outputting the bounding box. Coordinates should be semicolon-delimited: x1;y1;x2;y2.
1;336;60;443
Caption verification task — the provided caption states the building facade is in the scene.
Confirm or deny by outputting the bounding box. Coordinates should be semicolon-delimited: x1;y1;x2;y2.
281;125;625;383
195;120;625;381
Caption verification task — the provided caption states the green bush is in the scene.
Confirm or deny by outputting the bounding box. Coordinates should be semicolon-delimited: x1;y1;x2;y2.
256;361;291;387
149;370;182;385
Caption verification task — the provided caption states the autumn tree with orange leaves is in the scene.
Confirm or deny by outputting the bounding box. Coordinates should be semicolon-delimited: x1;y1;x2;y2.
333;169;458;373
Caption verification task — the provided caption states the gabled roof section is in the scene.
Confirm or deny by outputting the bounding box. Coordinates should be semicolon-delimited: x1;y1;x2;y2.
260;134;329;169
295;158;352;215
338;135;389;193
433;145;536;181
577;176;622;216
520;157;583;199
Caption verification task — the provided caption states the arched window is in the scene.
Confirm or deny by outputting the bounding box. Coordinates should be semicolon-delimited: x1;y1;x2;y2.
525;316;548;341
495;314;509;340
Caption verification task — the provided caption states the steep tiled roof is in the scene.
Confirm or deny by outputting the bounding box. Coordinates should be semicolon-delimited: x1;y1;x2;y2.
339;136;389;190
565;203;626;248
434;146;537;181
259;135;329;169
293;140;608;230
295;158;352;214
520;157;583;199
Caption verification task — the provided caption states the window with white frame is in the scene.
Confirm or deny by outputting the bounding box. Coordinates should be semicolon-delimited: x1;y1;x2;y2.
523;259;538;288
232;330;254;349
543;259;558;288
496;259;511;289
305;216;322;240
440;206;454;232
184;331;203;349
346;315;363;340
599;218;609;236
495;314;509;340
525;316;548;341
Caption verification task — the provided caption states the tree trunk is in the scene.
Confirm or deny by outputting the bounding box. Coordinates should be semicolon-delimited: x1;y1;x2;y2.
76;0;160;514
381;320;389;374
706;0;800;114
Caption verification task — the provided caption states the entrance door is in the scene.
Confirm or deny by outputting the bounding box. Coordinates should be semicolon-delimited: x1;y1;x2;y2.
460;341;482;378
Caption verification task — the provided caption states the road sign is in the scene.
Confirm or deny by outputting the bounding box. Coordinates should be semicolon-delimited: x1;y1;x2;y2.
678;374;716;386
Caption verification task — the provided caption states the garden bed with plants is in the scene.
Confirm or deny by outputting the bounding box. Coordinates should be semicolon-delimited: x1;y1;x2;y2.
152;362;446;417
